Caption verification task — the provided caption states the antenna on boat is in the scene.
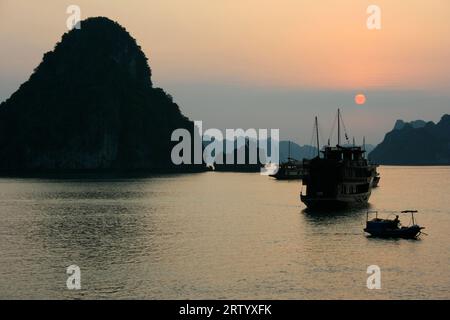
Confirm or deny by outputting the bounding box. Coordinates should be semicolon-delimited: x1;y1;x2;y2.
315;116;320;158
363;136;366;151
353;137;355;147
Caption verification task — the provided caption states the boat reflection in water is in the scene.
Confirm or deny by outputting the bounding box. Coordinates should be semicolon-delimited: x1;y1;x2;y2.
300;109;379;209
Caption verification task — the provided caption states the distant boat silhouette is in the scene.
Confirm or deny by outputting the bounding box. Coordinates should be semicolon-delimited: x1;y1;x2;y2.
269;142;305;180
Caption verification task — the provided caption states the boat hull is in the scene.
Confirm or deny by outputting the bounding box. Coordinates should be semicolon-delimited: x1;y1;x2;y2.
270;173;302;180
364;225;423;239
301;192;371;209
372;176;380;188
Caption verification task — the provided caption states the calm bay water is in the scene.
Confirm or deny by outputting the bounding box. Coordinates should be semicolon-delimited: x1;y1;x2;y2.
0;166;449;299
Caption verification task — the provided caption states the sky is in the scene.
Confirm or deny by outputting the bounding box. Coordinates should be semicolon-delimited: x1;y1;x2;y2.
1;0;449;145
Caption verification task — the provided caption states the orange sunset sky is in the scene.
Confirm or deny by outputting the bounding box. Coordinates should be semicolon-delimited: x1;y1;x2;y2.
1;0;449;144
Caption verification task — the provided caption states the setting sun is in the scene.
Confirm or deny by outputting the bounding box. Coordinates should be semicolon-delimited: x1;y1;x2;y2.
355;94;366;105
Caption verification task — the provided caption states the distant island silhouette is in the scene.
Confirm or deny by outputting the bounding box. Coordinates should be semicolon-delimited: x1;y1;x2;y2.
370;114;450;165
0;17;203;173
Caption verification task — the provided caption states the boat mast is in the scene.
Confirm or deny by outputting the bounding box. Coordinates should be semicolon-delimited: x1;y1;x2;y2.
315;116;320;157
288;141;291;160
337;108;341;146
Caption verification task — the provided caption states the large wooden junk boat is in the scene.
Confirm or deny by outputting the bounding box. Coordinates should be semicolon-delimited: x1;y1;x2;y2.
300;109;379;209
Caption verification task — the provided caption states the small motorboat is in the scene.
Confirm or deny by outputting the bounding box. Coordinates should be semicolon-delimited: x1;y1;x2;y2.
364;210;425;239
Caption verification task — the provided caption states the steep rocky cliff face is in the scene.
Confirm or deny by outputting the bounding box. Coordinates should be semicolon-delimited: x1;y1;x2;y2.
0;17;197;172
370;115;450;165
